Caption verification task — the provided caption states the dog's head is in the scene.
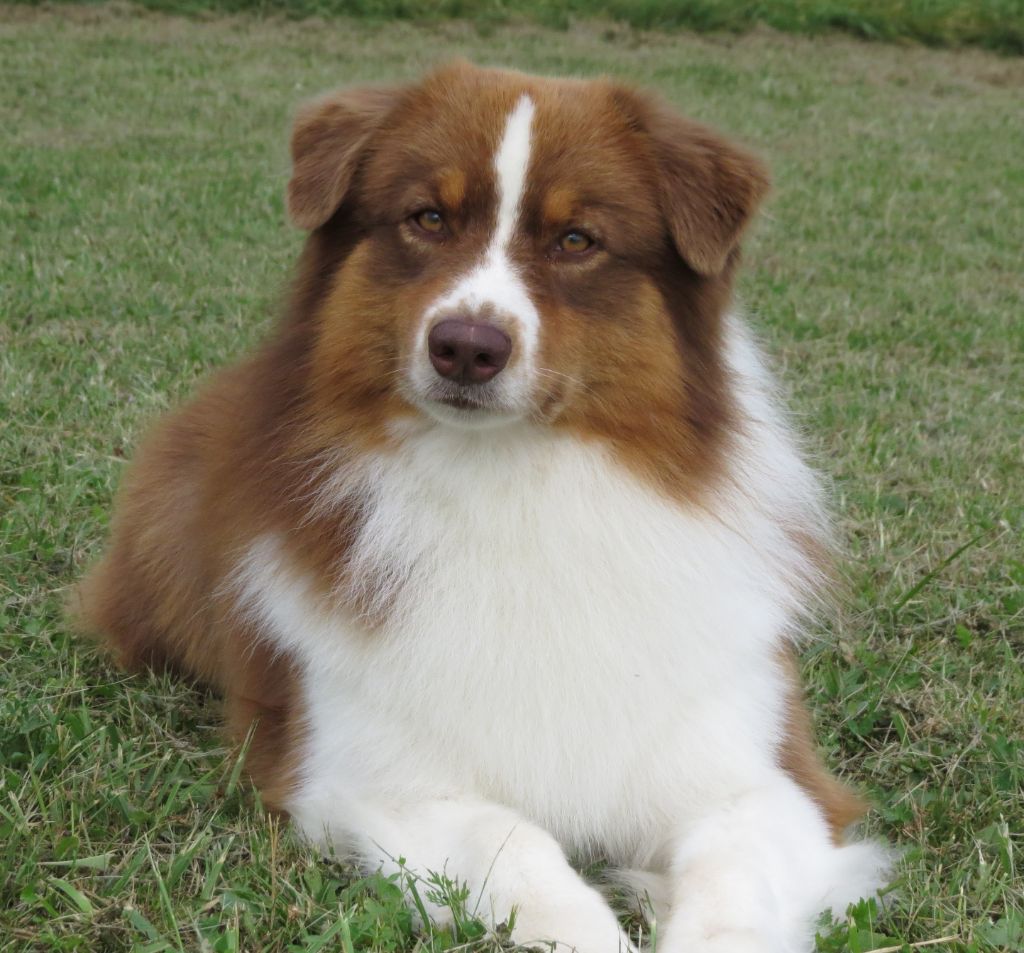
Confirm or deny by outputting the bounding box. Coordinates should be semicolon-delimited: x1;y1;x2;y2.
288;62;768;478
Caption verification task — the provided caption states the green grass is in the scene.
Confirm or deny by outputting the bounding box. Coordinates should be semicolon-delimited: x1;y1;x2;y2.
14;0;1024;53
2;4;1023;951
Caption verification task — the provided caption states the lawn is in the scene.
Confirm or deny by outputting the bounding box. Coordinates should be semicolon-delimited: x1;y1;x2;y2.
14;0;1024;53
1;4;1022;951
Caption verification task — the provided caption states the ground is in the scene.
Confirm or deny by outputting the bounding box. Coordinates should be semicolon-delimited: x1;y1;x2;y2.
1;4;1022;952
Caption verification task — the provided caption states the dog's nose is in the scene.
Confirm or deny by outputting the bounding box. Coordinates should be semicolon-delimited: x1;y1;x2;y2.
428;319;512;384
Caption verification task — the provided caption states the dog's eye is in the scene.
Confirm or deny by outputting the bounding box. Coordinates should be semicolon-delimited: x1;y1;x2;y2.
413;209;445;234
558;230;593;254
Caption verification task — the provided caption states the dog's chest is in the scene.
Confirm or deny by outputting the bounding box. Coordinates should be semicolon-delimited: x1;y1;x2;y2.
244;430;790;852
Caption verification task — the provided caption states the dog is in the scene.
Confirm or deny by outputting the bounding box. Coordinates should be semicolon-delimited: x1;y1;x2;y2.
76;61;889;953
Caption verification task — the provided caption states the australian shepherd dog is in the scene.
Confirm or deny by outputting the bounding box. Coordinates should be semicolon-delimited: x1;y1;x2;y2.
77;61;888;953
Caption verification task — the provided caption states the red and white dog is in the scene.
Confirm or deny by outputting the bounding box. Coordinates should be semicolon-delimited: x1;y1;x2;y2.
78;62;888;953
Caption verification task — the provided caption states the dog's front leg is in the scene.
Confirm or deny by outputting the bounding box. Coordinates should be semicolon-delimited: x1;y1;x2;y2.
657;775;888;953
294;795;633;953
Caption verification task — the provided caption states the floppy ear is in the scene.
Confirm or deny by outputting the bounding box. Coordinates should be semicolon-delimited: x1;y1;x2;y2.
617;90;770;276
287;84;402;230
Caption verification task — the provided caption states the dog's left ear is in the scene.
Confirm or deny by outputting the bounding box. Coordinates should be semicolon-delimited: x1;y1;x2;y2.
287;84;403;230
613;88;770;276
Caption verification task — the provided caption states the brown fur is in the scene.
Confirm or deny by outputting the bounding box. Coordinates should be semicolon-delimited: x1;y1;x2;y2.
778;647;867;840
75;62;859;837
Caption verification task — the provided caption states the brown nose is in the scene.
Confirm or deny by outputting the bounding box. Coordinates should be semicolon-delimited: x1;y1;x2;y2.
428;319;512;384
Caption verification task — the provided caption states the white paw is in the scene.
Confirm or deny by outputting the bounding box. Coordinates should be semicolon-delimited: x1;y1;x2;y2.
661;929;774;953
693;932;768;953
662;917;807;953
511;905;635;953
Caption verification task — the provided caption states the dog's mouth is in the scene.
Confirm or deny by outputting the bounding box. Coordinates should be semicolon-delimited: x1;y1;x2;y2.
427;381;497;412
410;378;527;429
438;393;486;411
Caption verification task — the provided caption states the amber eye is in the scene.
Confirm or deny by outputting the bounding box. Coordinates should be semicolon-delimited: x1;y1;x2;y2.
413;209;445;234
558;230;593;254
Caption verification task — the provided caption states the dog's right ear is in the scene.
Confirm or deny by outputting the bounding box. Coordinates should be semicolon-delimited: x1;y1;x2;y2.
287;85;402;230
609;86;769;276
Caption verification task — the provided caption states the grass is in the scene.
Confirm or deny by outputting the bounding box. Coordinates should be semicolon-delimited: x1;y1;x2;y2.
15;0;1024;54
1;3;1022;951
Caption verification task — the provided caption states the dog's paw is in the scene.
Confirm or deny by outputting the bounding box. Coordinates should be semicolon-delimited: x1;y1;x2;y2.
660;925;794;953
687;931;770;953
511;905;636;953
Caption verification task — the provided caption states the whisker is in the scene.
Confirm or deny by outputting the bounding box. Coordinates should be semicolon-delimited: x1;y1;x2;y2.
535;367;593;394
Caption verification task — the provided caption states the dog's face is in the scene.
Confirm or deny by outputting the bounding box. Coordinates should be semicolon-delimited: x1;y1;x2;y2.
289;63;768;476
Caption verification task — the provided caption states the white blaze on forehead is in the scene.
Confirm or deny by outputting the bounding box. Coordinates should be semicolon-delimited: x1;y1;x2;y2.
413;93;542;417
492;95;536;250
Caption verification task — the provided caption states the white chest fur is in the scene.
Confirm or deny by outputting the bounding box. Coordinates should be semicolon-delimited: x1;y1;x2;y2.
233;320;827;863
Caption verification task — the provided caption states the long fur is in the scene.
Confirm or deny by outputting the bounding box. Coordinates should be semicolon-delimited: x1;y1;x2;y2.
76;63;889;953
